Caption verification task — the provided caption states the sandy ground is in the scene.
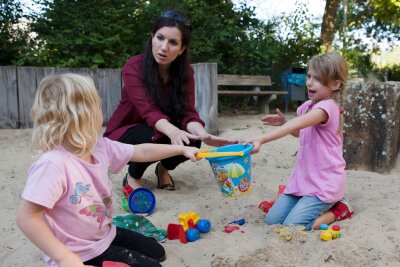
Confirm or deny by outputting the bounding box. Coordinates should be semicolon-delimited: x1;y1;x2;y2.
1;113;400;267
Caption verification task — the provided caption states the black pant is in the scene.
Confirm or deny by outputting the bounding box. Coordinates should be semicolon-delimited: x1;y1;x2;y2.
84;227;165;267
119;122;202;179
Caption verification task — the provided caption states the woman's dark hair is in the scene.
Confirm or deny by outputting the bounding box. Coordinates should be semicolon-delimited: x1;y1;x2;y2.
142;10;192;119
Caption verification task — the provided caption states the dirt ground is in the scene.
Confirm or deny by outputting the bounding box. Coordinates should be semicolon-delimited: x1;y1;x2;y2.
1;113;400;267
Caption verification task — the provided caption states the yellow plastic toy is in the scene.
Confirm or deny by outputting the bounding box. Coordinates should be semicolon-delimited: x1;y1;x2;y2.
274;225;307;241
320;224;341;241
178;211;200;231
320;230;333;241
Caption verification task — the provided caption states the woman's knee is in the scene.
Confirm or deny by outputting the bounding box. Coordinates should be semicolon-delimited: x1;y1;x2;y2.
191;139;202;148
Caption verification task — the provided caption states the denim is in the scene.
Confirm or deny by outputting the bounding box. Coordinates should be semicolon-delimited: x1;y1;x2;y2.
265;194;333;230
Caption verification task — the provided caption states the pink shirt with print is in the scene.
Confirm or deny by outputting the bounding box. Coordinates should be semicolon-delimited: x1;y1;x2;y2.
284;99;346;203
22;137;134;266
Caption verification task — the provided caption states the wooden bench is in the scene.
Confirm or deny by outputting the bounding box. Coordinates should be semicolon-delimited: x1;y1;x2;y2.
217;74;288;113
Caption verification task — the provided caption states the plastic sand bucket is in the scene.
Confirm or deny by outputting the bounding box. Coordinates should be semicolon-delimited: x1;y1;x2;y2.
128;188;156;215
205;144;253;197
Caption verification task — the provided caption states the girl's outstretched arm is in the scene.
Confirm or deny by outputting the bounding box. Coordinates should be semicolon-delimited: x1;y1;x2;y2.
249;108;328;153
16;200;85;267
131;143;199;162
261;108;286;126
261;108;300;137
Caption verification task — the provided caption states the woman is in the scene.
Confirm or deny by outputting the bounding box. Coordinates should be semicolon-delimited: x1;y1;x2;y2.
104;10;236;191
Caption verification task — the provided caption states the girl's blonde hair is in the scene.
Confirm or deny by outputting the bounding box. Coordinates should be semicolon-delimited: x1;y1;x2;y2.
308;52;348;134
31;73;102;156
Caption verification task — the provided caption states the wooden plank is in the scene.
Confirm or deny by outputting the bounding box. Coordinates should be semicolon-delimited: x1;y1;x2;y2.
217;74;272;86
218;90;288;96
0;66;19;128
192;63;218;134
96;68;122;124
17;67;39;128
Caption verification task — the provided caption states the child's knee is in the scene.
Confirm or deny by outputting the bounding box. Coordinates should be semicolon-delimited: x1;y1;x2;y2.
265;214;281;225
151;243;166;262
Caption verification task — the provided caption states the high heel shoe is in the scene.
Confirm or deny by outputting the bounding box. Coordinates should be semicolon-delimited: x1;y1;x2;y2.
122;174;134;197
155;162;175;191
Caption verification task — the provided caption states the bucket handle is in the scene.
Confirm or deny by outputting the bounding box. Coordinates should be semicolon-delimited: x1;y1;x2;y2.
196;149;244;158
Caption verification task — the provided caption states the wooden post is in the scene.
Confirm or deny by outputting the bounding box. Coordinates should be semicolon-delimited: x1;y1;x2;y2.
91;68;122;125
0;66;19;128
17;67;39;128
258;95;270;114
192;63;218;134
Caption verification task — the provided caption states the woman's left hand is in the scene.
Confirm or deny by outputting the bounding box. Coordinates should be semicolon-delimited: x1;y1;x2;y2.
200;133;239;147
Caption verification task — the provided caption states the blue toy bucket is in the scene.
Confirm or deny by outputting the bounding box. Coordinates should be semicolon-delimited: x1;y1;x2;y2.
205;144;253;197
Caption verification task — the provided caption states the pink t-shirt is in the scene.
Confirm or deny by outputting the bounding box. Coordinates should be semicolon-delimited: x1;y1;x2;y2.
284;99;345;203
21;137;134;266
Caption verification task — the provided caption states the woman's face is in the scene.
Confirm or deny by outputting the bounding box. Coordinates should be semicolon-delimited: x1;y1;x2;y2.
152;26;186;67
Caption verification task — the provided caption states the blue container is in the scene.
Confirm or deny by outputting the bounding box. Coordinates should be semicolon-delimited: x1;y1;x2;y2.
281;67;306;101
128;188;156;215
205;144;253;197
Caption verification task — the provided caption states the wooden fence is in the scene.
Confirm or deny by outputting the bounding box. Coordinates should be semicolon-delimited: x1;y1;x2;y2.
0;64;218;133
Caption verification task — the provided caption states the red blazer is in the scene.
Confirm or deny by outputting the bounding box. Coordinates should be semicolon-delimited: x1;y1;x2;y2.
104;54;204;141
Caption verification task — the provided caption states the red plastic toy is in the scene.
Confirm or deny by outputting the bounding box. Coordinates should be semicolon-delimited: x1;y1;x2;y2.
223;225;240;233
103;261;130;267
259;184;286;213
168;211;211;243
259;200;274;213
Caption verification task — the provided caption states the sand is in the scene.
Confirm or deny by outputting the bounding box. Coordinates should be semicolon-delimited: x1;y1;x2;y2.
1;113;400;267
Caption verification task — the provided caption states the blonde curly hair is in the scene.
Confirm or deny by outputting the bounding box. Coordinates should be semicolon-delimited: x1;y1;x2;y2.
31;73;102;156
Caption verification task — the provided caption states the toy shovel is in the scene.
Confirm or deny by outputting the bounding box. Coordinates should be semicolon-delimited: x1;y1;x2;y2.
196;149;244;158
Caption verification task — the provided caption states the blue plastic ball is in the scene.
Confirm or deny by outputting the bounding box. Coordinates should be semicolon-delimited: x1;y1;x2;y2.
196;219;211;233
320;223;328;230
186;228;200;242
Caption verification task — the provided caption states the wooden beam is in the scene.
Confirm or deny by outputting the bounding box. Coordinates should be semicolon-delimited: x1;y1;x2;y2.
217;74;272;86
218;90;287;96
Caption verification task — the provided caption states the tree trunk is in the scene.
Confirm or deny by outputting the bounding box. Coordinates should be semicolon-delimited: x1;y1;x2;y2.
320;0;340;52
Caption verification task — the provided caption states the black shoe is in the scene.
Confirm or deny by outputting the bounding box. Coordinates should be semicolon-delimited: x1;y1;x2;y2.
155;163;175;191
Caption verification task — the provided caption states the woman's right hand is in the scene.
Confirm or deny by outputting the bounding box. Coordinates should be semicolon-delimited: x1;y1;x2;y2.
261;108;286;126
167;128;200;146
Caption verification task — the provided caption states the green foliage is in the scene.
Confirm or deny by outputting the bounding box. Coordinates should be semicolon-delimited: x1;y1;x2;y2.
134;0;281;75
188;1;278;75
267;3;321;86
335;35;374;78
374;64;400;81
330;0;400;80
342;0;400;43
13;0;322;75
19;0;147;68
0;0;29;65
385;64;400;81
274;2;321;67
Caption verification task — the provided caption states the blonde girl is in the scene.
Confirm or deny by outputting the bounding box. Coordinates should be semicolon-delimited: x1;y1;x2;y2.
248;53;350;230
16;73;199;267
